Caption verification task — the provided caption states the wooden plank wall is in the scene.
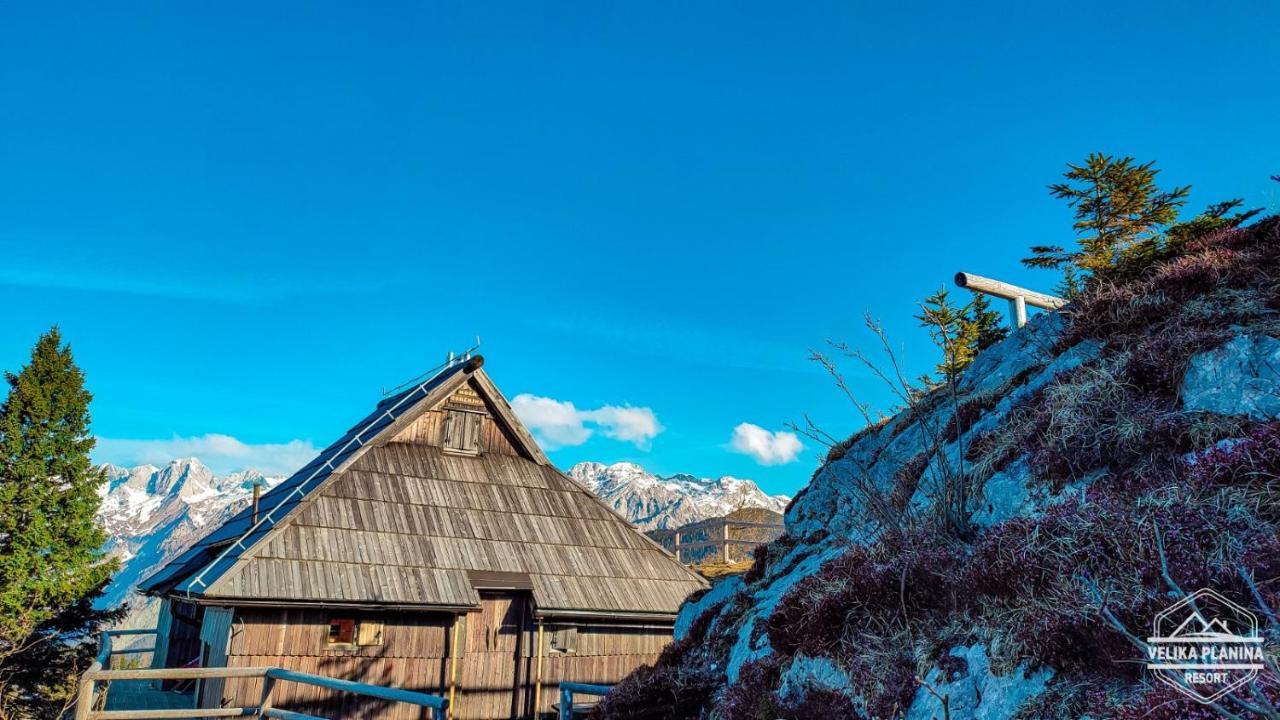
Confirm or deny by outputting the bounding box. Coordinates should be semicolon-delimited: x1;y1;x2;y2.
199;607;236;708
456;595;525;720
527;624;669;718
221;607;452;720
391;382;523;459
150;598;173;670
217;602;673;720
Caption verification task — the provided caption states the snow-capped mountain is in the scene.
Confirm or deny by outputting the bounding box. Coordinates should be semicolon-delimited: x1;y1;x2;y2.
568;461;790;530
96;459;284;625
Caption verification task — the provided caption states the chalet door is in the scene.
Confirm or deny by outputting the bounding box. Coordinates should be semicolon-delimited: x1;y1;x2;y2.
459;593;532;720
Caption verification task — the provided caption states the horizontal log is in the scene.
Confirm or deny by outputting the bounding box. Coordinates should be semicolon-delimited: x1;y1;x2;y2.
266;668;448;710
676;539;774;551
104;628;158;637
676;519;784;532
561;682;613;696
954;272;1066;310
109;646;155;655
261;709;327;720
86;666;271;682
90;708;253;719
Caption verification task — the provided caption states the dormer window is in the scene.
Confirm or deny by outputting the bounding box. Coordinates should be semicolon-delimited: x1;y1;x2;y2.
442;409;482;456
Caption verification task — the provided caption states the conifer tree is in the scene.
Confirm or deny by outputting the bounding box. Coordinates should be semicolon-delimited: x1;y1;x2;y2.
1023;153;1189;292
966;293;1008;352
916;288;976;384
0;328;119;719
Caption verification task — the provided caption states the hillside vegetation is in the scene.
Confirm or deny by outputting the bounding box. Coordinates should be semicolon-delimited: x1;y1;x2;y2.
595;205;1280;717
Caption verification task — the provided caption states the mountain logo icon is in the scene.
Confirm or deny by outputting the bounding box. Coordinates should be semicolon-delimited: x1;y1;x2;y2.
1145;588;1267;704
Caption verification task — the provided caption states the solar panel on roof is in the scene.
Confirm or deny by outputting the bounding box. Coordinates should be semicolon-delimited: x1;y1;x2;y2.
139;360;471;598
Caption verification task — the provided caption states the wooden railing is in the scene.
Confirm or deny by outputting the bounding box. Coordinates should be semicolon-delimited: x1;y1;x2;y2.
557;682;611;720
655;518;784;563
75;629;449;720
97;627;158;668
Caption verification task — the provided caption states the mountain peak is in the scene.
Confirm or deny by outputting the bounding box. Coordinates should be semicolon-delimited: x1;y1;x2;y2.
567;460;789;530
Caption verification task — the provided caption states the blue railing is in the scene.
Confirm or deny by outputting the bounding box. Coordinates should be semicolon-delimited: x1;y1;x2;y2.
264;668;448;718
558;682;612;720
75;659;449;720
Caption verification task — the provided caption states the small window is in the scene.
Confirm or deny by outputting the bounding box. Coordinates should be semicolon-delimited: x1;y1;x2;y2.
443;410;482;456
549;625;578;655
327;618;384;648
328;618;356;645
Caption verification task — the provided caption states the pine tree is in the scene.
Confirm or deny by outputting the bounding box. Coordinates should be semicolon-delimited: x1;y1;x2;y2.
966;293;1008;352
1023;153;1189;291
0;328;119;719
916;288;976;384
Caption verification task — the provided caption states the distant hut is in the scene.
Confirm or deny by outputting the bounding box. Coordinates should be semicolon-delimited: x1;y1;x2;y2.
139;356;707;719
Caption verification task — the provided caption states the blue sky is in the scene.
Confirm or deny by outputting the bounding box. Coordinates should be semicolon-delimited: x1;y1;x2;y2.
2;2;1277;495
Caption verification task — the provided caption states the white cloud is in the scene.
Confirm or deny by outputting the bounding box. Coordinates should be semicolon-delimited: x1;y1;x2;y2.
729;423;803;465
94;433;319;477
511;394;663;451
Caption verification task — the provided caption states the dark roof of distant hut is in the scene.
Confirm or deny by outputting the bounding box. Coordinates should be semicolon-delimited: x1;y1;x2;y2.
140;357;707;619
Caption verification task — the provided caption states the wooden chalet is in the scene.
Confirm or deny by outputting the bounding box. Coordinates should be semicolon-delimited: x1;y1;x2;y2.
138;356;707;719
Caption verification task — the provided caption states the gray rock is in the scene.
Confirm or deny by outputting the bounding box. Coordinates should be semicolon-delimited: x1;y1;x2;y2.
1184;335;1280;420
675;575;741;641
906;644;1053;720
777;654;853;704
970;458;1033;528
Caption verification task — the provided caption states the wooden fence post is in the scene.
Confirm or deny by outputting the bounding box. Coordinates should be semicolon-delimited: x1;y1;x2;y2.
254;674;278;718
73;678;95;720
1009;295;1028;328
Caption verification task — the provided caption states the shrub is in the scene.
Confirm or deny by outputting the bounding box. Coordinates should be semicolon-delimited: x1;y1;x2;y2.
717;656;783;720
765;535;957;713
767;540;960;658
889;452;929;512
780;688;863;720
743;532;804;585
943;390;1002;442
590;664;721;720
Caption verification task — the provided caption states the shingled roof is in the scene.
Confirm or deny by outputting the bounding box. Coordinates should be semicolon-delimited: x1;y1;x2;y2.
140;357;707;619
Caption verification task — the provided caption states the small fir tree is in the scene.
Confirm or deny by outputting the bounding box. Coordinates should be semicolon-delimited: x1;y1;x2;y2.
966;293;1008;352
1024;153;1189;292
916;288;977;384
0;328;119;720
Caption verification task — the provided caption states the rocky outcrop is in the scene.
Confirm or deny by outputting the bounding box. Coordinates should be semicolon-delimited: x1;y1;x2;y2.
596;217;1280;720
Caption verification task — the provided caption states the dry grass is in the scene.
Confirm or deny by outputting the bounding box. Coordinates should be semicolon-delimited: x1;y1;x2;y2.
691;559;754;579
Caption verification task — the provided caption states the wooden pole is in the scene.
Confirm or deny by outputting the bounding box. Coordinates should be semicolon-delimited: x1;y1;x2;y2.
256;674;279;717
448;615;461;714
1009;295;1028;328
674;532;681;563
251;482;261;525
722;523;729;563
74;677;95;720
533;619;545;718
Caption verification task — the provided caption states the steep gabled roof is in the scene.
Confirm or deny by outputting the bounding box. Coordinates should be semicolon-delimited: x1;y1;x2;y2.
140;357;707;618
